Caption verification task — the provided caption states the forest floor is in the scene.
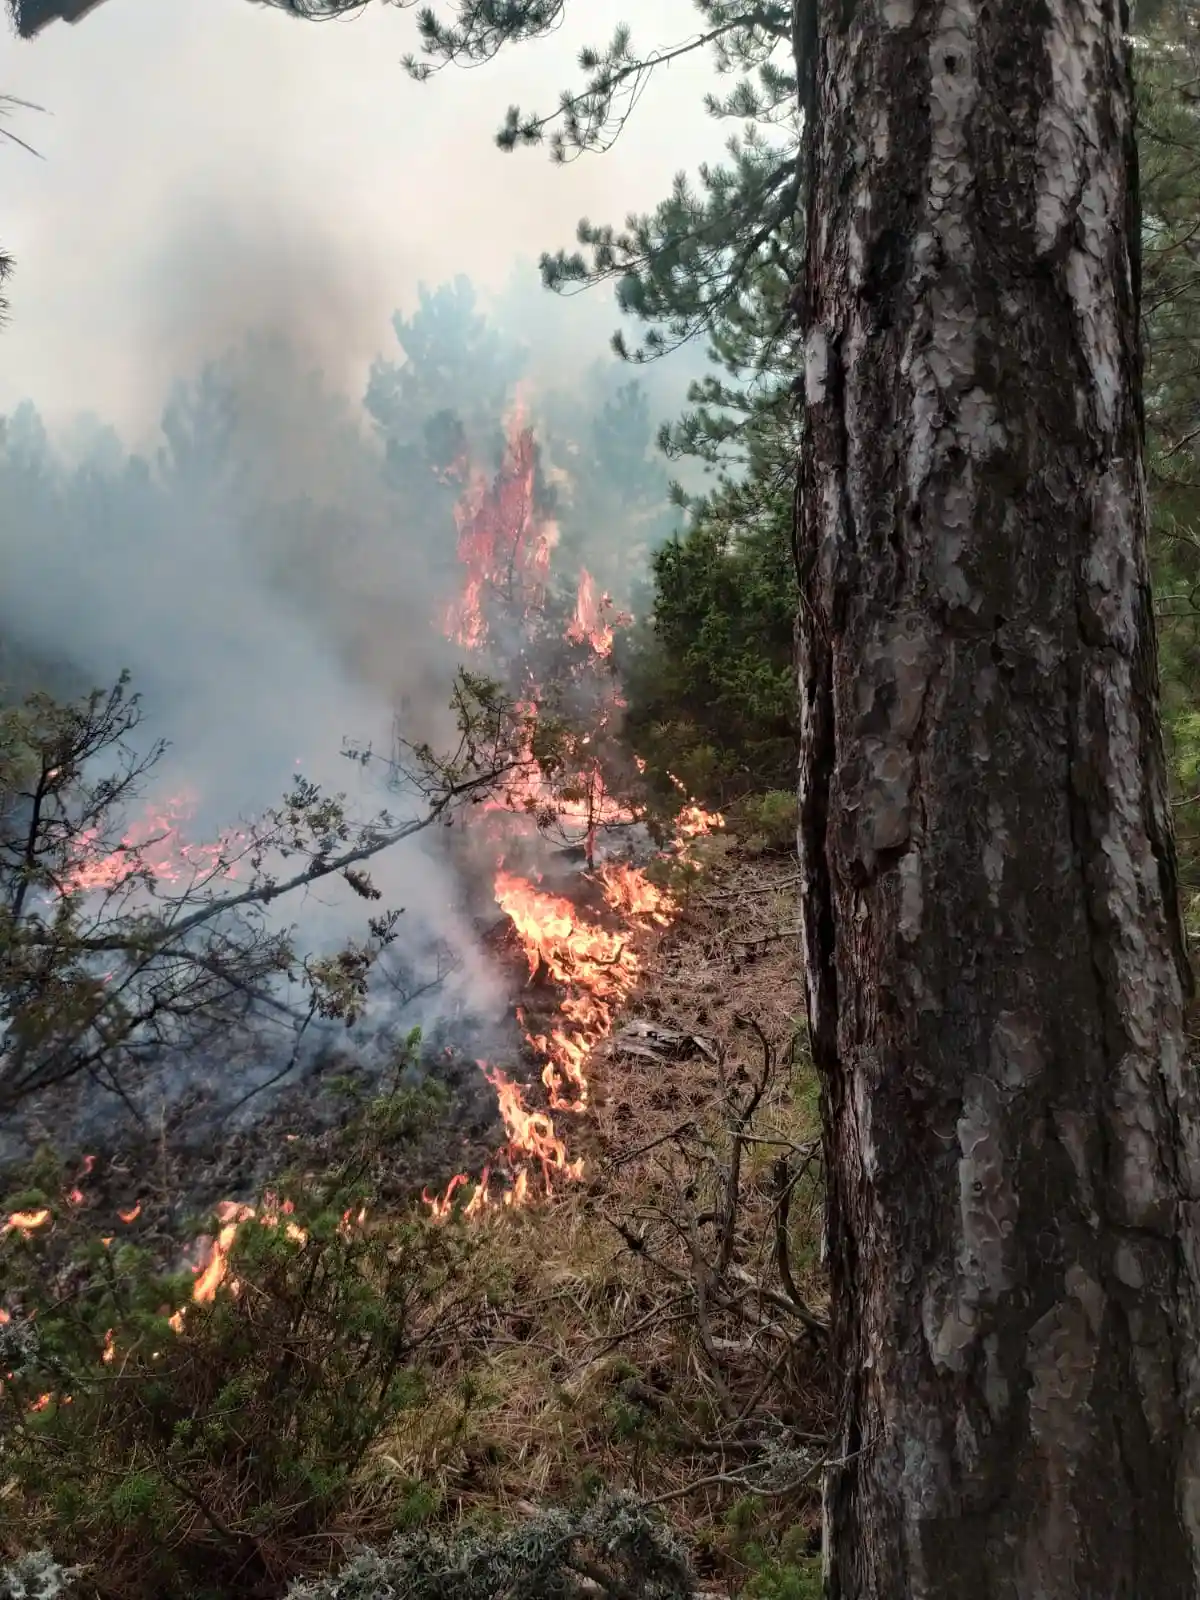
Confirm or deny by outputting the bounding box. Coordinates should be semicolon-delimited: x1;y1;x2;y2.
357;838;832;1586
1;840;830;1598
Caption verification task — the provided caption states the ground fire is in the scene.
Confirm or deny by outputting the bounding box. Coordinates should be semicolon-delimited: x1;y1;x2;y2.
1;402;723;1384
421;404;721;1218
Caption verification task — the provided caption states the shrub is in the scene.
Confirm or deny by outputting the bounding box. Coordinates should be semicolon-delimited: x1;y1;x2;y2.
621;503;796;808
729;791;798;856
0;1080;495;1600
744;1554;823;1600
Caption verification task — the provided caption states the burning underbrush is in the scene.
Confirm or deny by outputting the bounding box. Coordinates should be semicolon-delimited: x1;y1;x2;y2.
0;850;828;1600
0;403;826;1598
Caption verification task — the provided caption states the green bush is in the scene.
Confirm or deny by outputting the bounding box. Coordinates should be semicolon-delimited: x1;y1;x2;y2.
0;1077;493;1600
744;1554;823;1600
622;500;796;808
730;790;798;856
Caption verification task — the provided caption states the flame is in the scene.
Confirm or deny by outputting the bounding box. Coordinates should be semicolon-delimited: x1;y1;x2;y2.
118;1204;141;1224
597;861;675;926
339;1205;368;1238
424;1058;581;1219
189;1193;307;1309
61;790;241;896
566;568;615;656
444;410;557;649
2;1209;51;1239
479;745;636;863
673;802;725;840
422;1172;469;1221
422;402;729;1223
101;1328;116;1364
191;1201;254;1305
494;869;642;1113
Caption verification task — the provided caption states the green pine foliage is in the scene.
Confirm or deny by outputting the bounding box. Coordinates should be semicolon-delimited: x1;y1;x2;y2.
621;491;795;805
1140;2;1200;930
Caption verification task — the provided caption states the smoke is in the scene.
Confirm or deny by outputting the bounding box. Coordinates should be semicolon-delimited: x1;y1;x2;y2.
0;190;706;1127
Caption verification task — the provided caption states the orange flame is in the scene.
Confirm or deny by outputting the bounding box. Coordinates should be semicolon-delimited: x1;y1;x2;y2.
431;403;727;1224
61;790;242;896
444;410;556;649
2;1209;51;1239
566;569;614;657
673;802;726;840
597;861;675;926
189;1193;307;1309
494;869;638;1111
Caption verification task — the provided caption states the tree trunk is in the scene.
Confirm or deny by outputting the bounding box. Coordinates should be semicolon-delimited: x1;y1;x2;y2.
795;1;1200;1593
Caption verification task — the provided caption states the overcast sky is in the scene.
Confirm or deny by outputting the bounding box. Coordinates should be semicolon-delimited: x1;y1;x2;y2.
0;0;722;441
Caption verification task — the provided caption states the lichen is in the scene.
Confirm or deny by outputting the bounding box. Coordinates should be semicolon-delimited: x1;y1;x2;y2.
805;324;829;408
0;1554;79;1600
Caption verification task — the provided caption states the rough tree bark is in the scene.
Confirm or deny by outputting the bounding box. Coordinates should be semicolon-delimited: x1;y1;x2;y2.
795;0;1200;1594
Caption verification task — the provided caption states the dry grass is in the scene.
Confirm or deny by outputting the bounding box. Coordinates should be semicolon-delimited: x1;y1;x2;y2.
0;843;829;1598
365;842;830;1581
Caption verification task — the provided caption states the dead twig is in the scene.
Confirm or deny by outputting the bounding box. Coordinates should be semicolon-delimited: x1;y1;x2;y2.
771;1155;828;1341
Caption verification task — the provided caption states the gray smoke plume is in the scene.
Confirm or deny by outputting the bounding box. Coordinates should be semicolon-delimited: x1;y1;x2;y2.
0;190;707;1162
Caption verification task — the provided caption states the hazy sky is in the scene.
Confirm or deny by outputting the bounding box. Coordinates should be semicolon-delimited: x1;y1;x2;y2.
0;0;723;439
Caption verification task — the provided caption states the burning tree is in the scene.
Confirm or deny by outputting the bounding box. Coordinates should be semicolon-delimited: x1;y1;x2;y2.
0;669;529;1118
410;400;724;1221
443;404;639;862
